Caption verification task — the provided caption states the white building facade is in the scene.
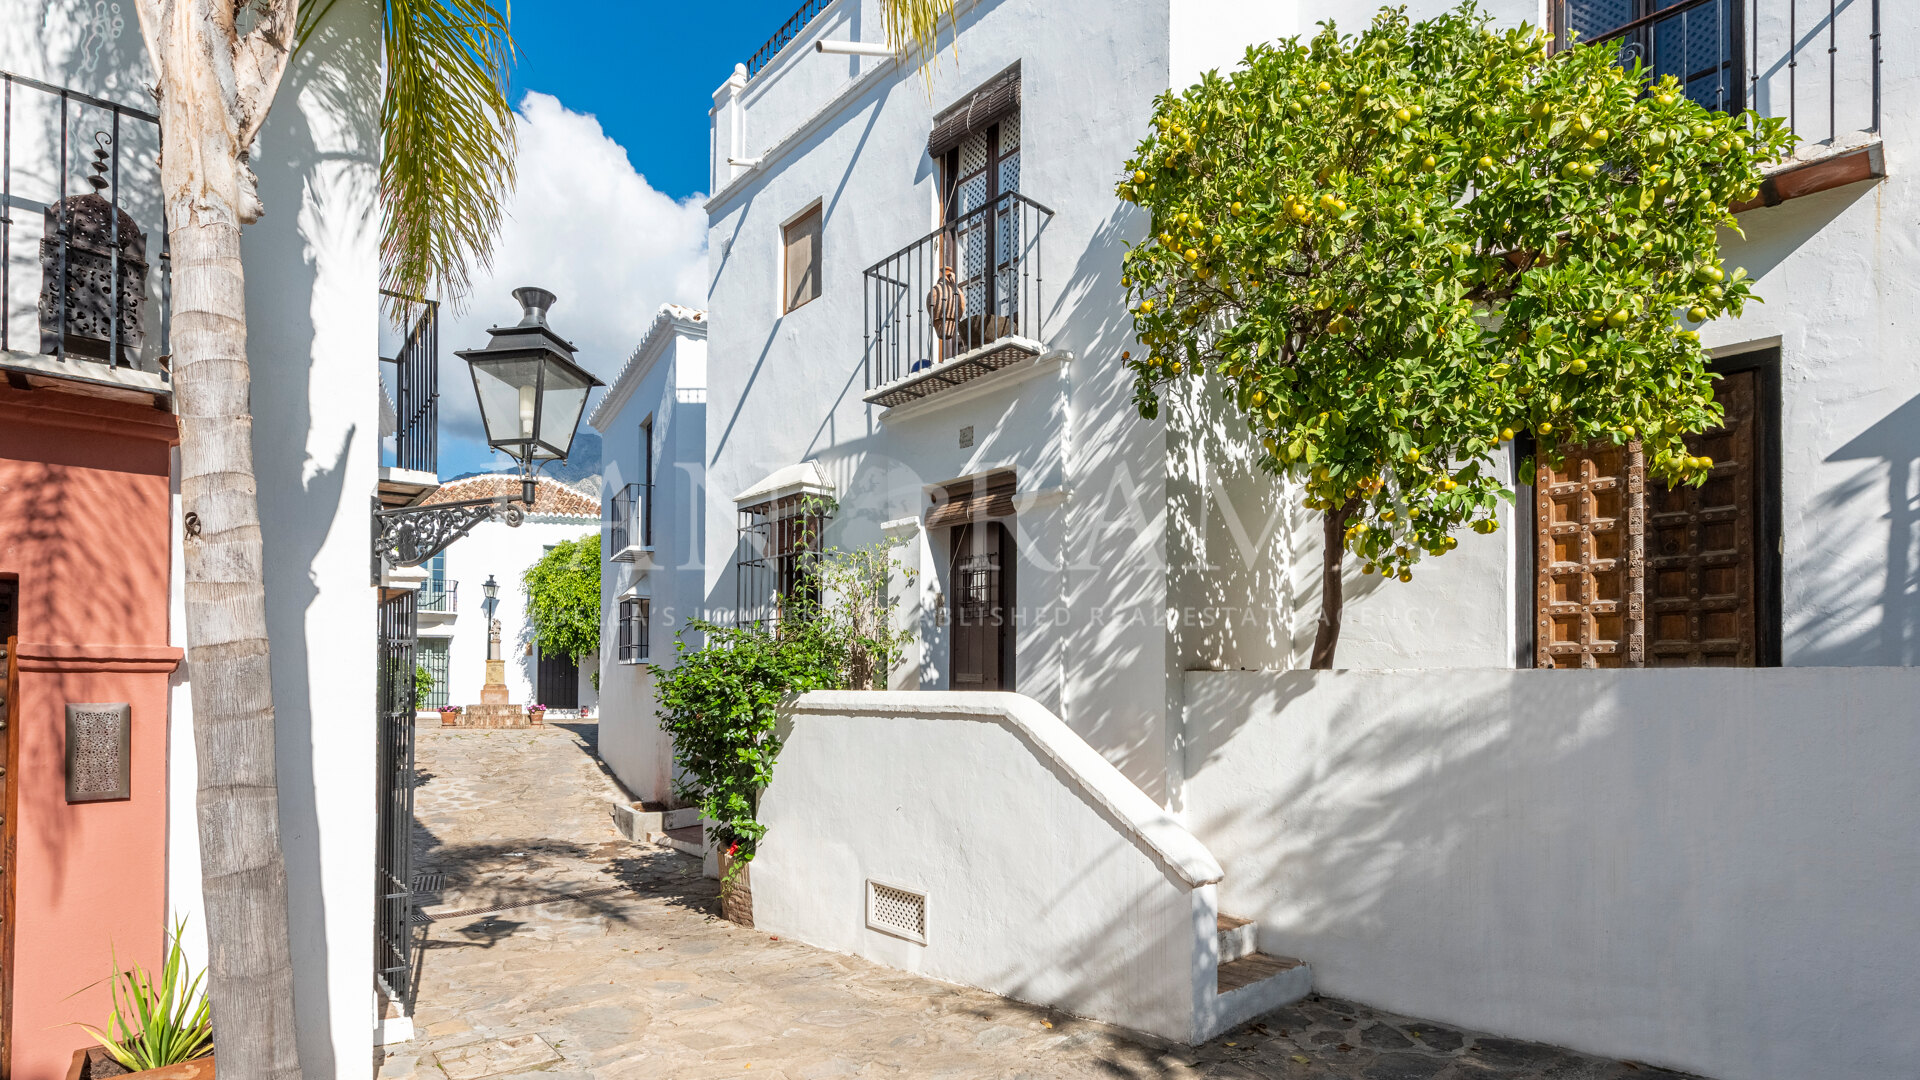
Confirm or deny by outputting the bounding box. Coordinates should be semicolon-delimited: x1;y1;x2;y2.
591;305;707;804
416;475;602;715
687;0;1920;1076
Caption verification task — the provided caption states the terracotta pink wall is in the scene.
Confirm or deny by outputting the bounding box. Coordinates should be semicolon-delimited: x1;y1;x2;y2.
0;384;180;1080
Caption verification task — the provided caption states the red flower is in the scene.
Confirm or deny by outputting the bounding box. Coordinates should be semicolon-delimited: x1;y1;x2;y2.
727;842;740;856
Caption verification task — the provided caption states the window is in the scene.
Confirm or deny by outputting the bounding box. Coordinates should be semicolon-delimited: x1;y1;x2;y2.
933;67;1022;356
736;494;830;628
416;637;450;708
639;416;654;548
1555;0;1740;114
618;596;650;663
1528;348;1779;667
783;205;821;313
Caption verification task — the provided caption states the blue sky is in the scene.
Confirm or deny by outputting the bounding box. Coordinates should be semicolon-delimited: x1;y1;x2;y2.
505;0;811;201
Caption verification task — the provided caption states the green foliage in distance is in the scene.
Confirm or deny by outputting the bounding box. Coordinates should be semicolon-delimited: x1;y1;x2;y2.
414;664;434;707
78;919;214;1070
523;533;601;663
656;521;914;863
1117;3;1793;586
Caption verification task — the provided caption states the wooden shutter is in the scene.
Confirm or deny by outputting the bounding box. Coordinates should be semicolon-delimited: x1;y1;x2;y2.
1646;368;1759;665
1536;442;1645;667
783;206;821;313
925;471;1017;529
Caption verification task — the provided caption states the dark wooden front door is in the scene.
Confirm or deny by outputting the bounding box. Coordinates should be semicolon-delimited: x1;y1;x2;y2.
1532;357;1775;668
949;521;1014;691
536;650;580;710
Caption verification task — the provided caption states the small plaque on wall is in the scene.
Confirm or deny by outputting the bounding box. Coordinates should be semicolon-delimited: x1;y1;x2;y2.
65;702;131;802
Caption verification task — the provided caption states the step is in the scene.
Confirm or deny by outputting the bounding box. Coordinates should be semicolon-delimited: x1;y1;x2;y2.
1217;914;1257;964
662;823;705;858
610;802;703;844
1204;952;1314;1042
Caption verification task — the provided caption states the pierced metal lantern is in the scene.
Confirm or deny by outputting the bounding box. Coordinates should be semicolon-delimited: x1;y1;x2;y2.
456;286;605;468
39;133;148;365
926;265;966;342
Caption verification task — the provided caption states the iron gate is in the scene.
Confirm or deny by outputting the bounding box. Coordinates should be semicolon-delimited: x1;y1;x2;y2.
375;589;418;1004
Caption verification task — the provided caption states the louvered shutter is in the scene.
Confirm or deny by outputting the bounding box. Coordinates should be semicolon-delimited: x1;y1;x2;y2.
1536;441;1646;667
1646;368;1759;665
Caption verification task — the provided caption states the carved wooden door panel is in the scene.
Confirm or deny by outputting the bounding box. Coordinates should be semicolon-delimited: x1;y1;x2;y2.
1536;442;1646;667
1646;368;1759;666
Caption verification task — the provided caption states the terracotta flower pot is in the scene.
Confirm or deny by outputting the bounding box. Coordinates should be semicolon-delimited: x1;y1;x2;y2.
527;708;546;726
65;1047;214;1080
717;850;754;928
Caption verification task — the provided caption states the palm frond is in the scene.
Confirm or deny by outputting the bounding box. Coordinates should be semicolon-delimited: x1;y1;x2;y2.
880;0;957;78
381;0;517;305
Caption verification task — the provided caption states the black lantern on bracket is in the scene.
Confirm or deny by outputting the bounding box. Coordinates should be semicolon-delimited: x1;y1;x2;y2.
372;287;604;578
458;287;603;504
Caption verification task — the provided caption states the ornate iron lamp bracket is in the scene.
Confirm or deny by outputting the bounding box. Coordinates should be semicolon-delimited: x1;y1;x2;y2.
374;493;527;572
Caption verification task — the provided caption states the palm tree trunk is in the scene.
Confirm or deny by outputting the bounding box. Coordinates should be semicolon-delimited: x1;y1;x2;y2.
1309;498;1358;670
137;0;304;1075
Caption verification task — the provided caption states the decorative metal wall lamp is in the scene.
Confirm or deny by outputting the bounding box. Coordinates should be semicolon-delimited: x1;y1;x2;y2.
373;287;604;574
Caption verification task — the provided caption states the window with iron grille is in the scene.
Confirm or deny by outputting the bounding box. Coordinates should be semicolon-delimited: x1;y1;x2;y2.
735;494;830;628
618;596;651;663
1555;0;1742;114
416;637;450;708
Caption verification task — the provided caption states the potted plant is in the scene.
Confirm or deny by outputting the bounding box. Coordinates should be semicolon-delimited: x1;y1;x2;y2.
66;922;213;1080
438;705;462;725
525;702;546;725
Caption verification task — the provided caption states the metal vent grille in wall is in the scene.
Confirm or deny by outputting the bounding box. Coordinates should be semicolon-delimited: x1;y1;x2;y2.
866;880;928;944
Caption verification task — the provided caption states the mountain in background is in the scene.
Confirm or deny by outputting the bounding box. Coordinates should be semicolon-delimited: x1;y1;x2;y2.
446;429;602;495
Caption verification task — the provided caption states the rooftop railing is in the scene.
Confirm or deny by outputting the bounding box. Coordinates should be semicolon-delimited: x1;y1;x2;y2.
1;71;170;379
746;0;832;77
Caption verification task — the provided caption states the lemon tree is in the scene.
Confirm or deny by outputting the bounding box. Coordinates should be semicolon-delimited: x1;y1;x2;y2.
1117;2;1792;666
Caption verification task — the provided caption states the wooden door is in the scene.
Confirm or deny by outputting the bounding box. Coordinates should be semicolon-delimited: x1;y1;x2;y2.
1646;368;1761;665
1;630;17;1079
1536;442;1645;667
949;522;1014;690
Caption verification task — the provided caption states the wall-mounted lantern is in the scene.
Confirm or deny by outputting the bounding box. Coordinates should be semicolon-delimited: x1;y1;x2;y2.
373;288;604;575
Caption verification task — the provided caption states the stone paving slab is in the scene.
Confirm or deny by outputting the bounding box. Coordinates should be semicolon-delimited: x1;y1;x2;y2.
379;721;1706;1080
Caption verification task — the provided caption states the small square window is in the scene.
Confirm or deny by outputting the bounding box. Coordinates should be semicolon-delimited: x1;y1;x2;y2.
783;205;822;313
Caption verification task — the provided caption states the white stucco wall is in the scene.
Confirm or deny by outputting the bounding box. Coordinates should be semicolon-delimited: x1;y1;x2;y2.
706;0;1180;800
243;3;384;1074
592;309;707;803
759;691;1222;1042
1183;667;1920;1080
427;507;601;711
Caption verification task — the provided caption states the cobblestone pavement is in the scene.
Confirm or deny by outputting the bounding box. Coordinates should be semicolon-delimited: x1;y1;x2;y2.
380;721;1701;1080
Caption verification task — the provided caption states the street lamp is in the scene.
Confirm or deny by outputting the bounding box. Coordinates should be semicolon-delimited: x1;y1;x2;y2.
373;287;605;574
459;287;603;506
481;574;499;621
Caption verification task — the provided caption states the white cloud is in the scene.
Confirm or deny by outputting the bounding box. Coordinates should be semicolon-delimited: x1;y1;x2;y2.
409;91;707;473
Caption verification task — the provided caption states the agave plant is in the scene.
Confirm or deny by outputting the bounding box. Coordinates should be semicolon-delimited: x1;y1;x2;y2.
78;921;213;1071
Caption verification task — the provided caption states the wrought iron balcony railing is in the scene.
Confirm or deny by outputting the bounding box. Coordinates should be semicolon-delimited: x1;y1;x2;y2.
608;481;652;562
1;72;170;385
1562;0;1882;141
381;291;439;476
746;0;830;77
417;580;457;613
864;192;1054;409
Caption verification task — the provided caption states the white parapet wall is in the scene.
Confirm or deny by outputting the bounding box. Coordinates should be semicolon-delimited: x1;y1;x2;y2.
1182;667;1920;1080
757;691;1228;1043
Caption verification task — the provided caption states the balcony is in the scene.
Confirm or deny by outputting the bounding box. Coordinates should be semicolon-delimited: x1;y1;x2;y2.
608;482;654;565
0;72;172;407
417;580;458;616
378;291;440;508
864;193;1054;410
1563;0;1884;207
